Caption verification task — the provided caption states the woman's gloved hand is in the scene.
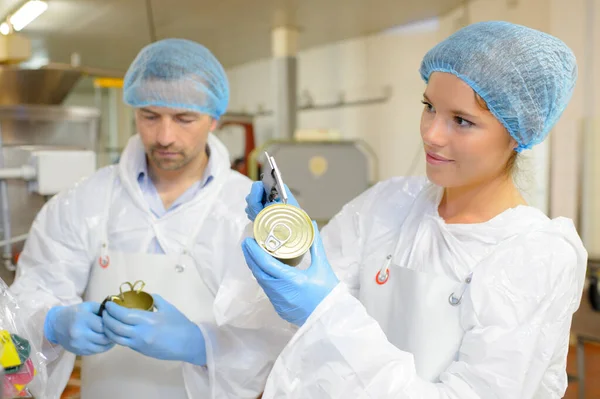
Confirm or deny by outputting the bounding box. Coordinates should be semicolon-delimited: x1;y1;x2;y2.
102;295;206;366
242;221;339;326
245;181;300;222
44;302;115;356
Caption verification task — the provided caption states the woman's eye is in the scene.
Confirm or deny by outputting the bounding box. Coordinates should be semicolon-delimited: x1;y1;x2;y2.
421;100;434;112
454;116;474;127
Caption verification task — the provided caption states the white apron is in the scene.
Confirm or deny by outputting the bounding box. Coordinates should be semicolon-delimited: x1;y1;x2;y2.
81;170;223;399
359;193;471;382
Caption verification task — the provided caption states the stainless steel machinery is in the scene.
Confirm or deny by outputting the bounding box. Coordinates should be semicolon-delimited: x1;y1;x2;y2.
0;66;101;284
248;140;377;226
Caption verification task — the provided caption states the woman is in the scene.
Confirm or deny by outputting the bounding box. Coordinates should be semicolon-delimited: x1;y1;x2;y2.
243;21;587;398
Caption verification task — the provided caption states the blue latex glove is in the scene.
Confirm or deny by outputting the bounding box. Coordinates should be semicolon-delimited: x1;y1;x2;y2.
245;181;300;222
242;221;339;326
44;302;115;356
102;294;206;366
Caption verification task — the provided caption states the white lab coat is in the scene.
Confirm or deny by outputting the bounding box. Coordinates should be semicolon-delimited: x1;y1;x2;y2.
10;133;294;399
262;177;587;398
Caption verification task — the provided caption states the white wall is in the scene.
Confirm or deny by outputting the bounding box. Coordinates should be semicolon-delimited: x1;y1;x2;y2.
227;24;438;182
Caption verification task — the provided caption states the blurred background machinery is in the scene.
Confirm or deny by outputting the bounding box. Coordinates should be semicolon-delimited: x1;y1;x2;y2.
0;65;106;285
248;139;377;225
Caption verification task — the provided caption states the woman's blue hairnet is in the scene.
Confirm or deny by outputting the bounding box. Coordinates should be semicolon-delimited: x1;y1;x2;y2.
123;38;230;119
419;21;577;152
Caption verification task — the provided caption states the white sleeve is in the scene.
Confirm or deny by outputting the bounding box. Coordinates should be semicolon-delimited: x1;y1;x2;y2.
183;223;297;399
9;186;94;399
261;232;586;399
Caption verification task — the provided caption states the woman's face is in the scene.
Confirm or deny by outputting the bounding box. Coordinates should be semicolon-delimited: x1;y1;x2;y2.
420;72;517;188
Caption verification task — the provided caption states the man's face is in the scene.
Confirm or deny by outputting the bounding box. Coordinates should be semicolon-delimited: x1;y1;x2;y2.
135;106;217;171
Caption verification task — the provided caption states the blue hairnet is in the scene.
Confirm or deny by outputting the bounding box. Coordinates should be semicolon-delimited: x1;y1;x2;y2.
123;38;229;119
419;21;577;152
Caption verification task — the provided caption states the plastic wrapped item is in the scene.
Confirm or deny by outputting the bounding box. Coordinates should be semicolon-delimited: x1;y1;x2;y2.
0;279;48;398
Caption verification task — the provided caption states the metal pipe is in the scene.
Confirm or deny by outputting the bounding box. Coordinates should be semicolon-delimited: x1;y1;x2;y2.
273;57;297;139
0;234;28;248
107;88;119;164
0;163;40;272
272;26;298;140
578;0;595;245
146;0;157;42
0;126;13;273
0;166;35;180
0;180;13;272
0;124;35;273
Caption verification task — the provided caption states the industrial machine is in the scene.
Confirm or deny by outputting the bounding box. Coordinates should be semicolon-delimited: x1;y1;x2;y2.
0;66;101;284
248;140;377;225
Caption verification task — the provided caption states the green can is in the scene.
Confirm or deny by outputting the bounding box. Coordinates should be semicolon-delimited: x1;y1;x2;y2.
254;204;315;266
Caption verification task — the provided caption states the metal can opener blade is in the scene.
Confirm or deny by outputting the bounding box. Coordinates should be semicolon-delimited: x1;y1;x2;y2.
261;151;288;204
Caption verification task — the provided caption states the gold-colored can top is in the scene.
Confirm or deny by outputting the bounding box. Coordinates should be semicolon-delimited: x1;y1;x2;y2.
254;204;315;261
98;280;154;316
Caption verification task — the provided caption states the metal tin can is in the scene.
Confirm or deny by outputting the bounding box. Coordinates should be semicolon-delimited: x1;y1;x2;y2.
254;204;315;267
98;280;154;315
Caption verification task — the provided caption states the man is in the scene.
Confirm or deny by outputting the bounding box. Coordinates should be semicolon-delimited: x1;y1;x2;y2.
10;38;292;399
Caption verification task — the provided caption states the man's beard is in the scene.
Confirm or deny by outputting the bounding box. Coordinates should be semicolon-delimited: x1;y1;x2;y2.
148;146;189;171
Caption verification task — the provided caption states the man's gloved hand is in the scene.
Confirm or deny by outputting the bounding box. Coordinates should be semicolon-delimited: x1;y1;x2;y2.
244;181;300;222
44;302;115;356
242;222;339;326
102;295;207;366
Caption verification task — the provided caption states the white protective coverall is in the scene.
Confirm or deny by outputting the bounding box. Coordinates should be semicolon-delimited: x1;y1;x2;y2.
262;177;587;399
10;133;293;399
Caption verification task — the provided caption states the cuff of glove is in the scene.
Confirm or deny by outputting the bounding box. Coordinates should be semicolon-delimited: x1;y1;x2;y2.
298;282;345;333
274;283;346;355
186;323;208;366
195;323;216;379
43;307;59;345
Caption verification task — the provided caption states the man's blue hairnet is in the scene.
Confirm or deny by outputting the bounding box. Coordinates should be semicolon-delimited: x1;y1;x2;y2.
419;21;577;152
123;38;229;119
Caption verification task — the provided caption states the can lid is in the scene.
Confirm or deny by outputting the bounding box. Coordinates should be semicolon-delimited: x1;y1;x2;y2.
254;204;315;260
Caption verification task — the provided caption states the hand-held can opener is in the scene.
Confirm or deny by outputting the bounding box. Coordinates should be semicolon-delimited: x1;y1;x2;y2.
261;151;288;204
